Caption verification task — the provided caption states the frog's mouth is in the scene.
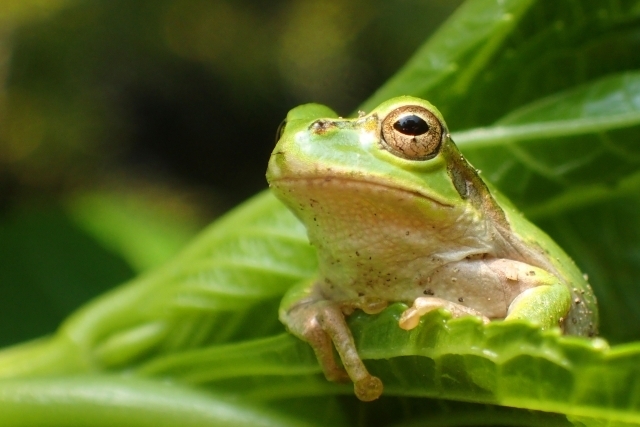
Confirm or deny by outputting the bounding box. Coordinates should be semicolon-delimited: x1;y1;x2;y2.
270;176;455;209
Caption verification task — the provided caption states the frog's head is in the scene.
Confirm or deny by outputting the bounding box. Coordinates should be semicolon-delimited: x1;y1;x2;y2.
267;96;476;212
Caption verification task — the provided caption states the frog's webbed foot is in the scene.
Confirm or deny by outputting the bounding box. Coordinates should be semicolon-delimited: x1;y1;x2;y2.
399;297;490;330
281;300;383;401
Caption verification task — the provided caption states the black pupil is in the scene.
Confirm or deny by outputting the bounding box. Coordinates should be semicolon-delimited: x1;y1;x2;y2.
393;115;429;136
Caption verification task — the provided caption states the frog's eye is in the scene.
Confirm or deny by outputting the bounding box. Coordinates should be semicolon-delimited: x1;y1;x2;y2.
275;119;287;144
381;106;443;160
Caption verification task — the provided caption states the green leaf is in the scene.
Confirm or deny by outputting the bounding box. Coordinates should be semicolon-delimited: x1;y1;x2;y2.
121;307;640;426
350;308;640;427
0;375;317;427
452;71;640;216
361;0;640;130
0;205;134;347
0;191;316;376
442;0;640;129
360;0;536;114
66;190;204;272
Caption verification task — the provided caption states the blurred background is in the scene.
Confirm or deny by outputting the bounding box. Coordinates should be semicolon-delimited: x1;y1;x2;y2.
0;0;463;347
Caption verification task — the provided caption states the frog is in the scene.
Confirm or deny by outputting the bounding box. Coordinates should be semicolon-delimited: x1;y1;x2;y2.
266;96;598;402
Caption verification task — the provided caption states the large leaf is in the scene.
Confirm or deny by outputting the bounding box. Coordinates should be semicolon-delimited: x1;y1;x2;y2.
0;191;315;376
133;307;640;427
360;0;537;115
65;190;204;272
454;71;640;214
0;205;134;347
362;0;640;130
0;375;318;427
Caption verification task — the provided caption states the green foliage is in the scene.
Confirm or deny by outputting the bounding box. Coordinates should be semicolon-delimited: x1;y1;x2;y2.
1;0;640;426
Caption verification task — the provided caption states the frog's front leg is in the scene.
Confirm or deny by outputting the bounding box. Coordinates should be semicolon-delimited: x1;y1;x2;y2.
279;280;383;401
399;259;572;331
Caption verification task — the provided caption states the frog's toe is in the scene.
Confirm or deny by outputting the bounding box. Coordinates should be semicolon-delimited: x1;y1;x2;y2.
398;307;421;330
354;375;383;401
399;297;490;330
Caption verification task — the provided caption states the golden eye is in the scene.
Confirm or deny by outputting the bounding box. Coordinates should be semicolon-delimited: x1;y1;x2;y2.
380;105;443;160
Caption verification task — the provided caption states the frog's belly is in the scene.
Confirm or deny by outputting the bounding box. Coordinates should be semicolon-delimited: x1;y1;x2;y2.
323;257;545;320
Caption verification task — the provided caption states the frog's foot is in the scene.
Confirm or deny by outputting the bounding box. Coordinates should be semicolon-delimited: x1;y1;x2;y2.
283;301;383;401
354;375;384;402
399;297;490;330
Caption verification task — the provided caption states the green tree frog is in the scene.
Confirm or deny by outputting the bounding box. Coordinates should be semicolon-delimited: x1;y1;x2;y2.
266;96;598;401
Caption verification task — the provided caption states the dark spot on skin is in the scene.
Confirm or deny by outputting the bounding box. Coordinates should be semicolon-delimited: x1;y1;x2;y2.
572;318;577;324
458;297;464;302
423;289;434;296
358;292;364;297
527;271;536;276
356;251;360;256
405;231;410;236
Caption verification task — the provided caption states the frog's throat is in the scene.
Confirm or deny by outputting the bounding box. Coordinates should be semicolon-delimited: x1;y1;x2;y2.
270;176;455;209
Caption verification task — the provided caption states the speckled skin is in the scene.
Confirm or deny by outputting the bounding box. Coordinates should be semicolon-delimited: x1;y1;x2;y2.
267;97;598;401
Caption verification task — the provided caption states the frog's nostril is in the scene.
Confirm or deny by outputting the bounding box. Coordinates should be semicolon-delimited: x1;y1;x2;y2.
310;119;336;135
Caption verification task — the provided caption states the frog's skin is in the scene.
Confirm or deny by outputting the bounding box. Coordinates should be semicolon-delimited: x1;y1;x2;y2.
266;96;598;402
